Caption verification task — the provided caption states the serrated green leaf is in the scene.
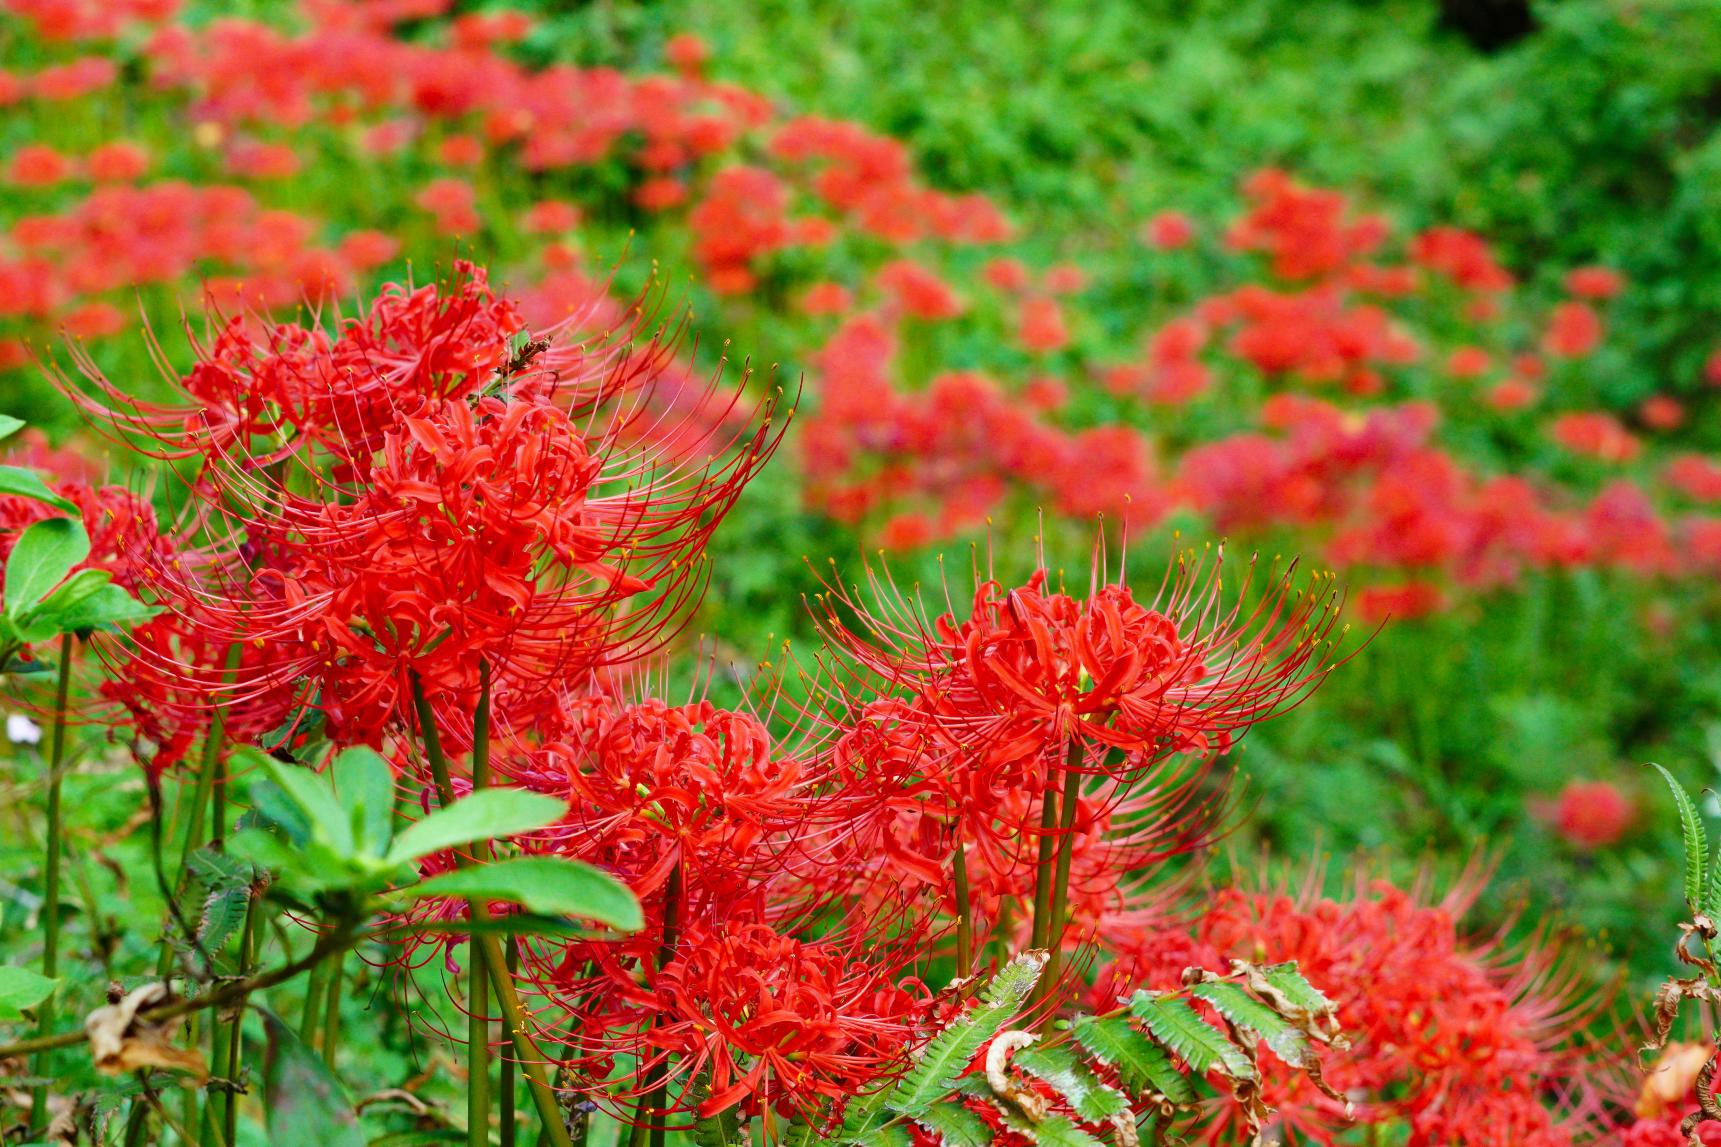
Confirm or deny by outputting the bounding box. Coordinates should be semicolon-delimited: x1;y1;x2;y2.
1706;843;1721;923
0;966;58;1021
913;1101;991;1147
1129;993;1256;1082
1255;963;1336;1021
997;1111;1103;1147
1650;763;1707;914
0;466;76;513
880;952;1045;1117
852;1124;912;1147
385;789;565;867
402;856;641;930
5;517;88;618
198;883;250;954
693;1103;743;1147
1012;1043;1127;1123
1190;982;1309;1068
1070;1014;1197;1105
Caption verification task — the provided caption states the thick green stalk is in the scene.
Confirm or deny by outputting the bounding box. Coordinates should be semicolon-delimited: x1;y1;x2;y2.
1027;749;1064;952
1042;748;1086;1003
322;951;346;1070
299;952;331;1045
469;663;493;1147
951;824;973;976
643;861;682;1147
223;893;264;1147
502;937;519;1147
28;635;74;1135
411;673;575;1147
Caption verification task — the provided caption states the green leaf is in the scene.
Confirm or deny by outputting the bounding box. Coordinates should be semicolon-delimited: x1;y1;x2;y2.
261;756;355;858
328;746;396;858
880;952;1045;1117
402;856;641;930
852;1125;912;1147
693;1102;744;1147
0;466;76;513
1070;1014;1197;1105
1706;843;1721;923
261;1008;365;1147
1190;982;1309;1068
49;583;155;634
1012;1043;1127;1123
996;1110;1103;1147
0;415;25;441
0;966;58;1021
913;1101;992;1147
1650;762;1707;914
384;789;566;867
5;517;89;618
1129;993;1256;1082
30;566;110;617
198;883;251;954
1254;963;1337;1023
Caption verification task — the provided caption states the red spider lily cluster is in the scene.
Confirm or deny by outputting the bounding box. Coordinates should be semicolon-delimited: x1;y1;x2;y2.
0;255;1374;1128
1092;870;1611;1147
3;0;1721;628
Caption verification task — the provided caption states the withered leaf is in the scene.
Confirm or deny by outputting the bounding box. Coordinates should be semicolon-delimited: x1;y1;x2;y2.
83;983;207;1082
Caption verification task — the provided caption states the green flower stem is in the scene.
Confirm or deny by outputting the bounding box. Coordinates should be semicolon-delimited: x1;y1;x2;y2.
502;936;520;1147
1042;748;1087;999
469;663;494;1147
322;949;345;1070
299;950;331;1044
28;634;74;1135
411;672;575;1147
952;826;973;976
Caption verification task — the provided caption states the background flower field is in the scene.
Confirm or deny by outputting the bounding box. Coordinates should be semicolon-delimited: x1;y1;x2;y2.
4;0;1721;1143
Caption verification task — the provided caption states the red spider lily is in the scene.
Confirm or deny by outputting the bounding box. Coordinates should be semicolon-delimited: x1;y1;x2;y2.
1092;866;1613;1147
808;544;1343;778
68;266;786;749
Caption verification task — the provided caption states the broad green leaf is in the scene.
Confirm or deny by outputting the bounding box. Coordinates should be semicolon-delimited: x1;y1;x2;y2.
0;467;76;513
1129;993;1256;1082
5;518;89;618
1190;982;1309;1068
49;583;155;634
402;856;641;930
1650;763;1707;914
0;415;25;441
261;1008;365;1147
913;1101;991;1147
878;952;1045;1117
262;756;355;858
246;777;314;846
0;966;58;1021
384;789;566;867
1070;1013;1197;1105
29;567;109;618
1013;1043;1128;1122
328;746;396;857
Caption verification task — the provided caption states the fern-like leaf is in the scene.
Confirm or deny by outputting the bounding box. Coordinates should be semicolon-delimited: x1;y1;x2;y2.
1012;1044;1127;1123
996;1110;1104;1147
1070;1014;1197;1104
1650;762;1707;915
880;952;1046;1117
1706;841;1721;923
914;1101;993;1147
1129;993;1256;1082
693;1106;743;1147
1190;982;1310;1068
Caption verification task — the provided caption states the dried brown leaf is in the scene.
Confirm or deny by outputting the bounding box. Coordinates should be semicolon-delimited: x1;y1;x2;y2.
83;983;207;1082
